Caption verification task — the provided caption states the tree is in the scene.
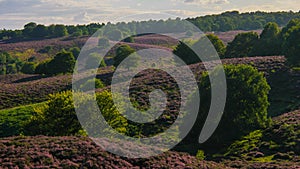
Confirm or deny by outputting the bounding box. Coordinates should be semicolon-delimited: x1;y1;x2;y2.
80;78;105;92
225;32;259;58
105;29;123;41
69;47;80;59
21;62;36;74
123;36;135;43
182;65;271;147
283;24;300;66
32;24;48;38
53;25;68;37
113;44;135;68
251;22;282;56
24;90;128;136
47;51;75;75
194;34;226;59
23;22;37;37
173;41;200;65
85;53;106;69
35;60;50;75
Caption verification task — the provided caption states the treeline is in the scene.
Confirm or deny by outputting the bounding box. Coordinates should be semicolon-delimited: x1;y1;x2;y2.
1;11;300;40
174;19;300;67
188;11;300;32
0;22;105;40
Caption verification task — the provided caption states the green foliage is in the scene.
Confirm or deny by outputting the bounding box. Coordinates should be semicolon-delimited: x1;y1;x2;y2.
23;90;128;136
85;53;106;69
32;24;48;38
123;36;135;43
0;52;24;74
36;51;75;75
21;62;36;74
282;19;300;67
184;65;271;146
206;34;226;58
2;11;300;40
0;103;43;137
225;32;259;58
68;47;80;59
24;91;82;136
252;22;282;56
80;78;105;92
224;130;263;157
35;60;50;75
113;44;135;67
173;41;200;65
196;150;206;160
53;25;68;37
105;29;123;41
194;34;226;59
188;11;300;32
173;34;225;64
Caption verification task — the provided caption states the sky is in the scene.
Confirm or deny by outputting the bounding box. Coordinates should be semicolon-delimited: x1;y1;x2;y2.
0;0;299;29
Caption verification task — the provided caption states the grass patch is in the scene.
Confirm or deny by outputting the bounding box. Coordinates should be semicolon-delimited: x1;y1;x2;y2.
0;103;45;137
253;155;274;162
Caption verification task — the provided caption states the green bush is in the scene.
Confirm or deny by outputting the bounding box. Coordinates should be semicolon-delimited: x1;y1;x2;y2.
183;64;271;147
21;62;36;74
196;150;206;160
24;90;128;136
80;78;105;92
35;51;75;75
0;103;43;137
113;44;135;68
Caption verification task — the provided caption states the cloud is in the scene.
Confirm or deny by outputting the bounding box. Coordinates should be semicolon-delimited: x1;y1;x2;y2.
73;12;92;23
163;10;202;18
183;0;229;5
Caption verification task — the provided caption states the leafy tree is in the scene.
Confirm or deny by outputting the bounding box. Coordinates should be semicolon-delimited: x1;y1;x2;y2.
283;23;300;66
113;44;135;68
53;25;68;37
69;47;80;59
80;78;105;92
24;90;128;136
173;41;199;65
6;64;17;74
183;65;271;147
0;52;23;74
32;24;48;38
251;22;282;56
173;34;225;64
123;36;135;43
85;53;106;69
35;60;50;75
47;51;75;75
194;34;226;59
21;62;36;74
23;22;37;37
225;32;259;58
105;29;123;41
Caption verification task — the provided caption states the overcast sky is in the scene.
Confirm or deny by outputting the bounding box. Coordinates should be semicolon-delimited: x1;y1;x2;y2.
0;0;299;29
